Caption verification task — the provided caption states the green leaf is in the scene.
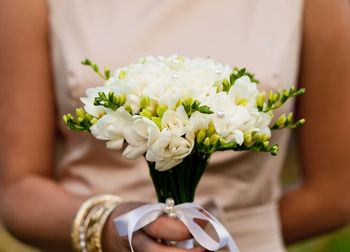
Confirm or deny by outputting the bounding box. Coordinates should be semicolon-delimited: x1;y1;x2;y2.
182;99;213;116
94;91;126;111
197;105;213;114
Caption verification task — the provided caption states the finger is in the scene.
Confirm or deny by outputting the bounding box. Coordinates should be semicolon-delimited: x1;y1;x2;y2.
194;209;209;228
143;216;192;241
133;230;207;252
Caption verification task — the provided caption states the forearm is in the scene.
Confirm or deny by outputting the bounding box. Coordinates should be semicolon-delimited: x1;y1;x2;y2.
279;185;350;244
0;174;86;250
280;0;350;244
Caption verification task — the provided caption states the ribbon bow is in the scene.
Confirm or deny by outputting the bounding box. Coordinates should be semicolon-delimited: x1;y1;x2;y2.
114;202;240;252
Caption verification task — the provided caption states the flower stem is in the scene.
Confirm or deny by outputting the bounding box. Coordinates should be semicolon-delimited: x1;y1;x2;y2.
146;152;210;204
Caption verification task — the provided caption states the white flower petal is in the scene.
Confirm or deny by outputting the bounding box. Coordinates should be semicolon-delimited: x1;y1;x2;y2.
155;159;183;171
161;105;189;136
106;138;124;150
122;144;147;159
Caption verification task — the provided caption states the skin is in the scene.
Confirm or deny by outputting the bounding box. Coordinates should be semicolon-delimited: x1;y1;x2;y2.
279;0;350;244
0;0;349;251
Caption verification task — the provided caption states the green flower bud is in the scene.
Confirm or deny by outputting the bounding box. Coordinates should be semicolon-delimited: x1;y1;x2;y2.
294;118;305;128
213;81;222;93
268;90;274;101
104;65;110;79
244;133;253;145
219;139;226;145
210;134;221;145
119;70;126;80
140;95;150;109
299;118;305;124
151;117;162;129
259;133;269;142
270;144;279;155
176;99;184;108
183;97;193;108
76;108;85;119
289;86;295;95
63;115;68;124
124;104;132;113
222;79;230;91
275;114;286;126
85;113;92;121
263;141;269;149
176;56;184;61
92;64;99;72
204;137;211;147
119;94;127;105
251;131;258;140
196;129;206;144
140;109;152;119
192;100;200;109
257;92;265;109
113;94;119;104
287;113;293;124
294;88;306;96
156;104;168;117
90;118;98;125
206;121;215;136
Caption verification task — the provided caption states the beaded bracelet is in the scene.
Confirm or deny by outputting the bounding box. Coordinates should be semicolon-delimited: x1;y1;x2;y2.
71;194;124;252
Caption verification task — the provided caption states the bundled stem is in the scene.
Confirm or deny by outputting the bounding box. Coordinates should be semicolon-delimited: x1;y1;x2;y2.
147;151;210;204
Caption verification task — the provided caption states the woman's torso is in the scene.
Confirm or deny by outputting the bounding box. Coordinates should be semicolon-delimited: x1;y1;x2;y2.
48;1;304;251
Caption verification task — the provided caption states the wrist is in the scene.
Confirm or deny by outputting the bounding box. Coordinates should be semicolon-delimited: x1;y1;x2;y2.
101;205;125;252
71;194;123;252
102;202;146;251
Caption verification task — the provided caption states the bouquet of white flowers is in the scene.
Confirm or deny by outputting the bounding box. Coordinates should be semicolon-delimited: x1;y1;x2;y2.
64;55;304;251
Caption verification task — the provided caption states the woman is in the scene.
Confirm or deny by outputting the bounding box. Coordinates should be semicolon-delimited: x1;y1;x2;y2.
0;0;349;251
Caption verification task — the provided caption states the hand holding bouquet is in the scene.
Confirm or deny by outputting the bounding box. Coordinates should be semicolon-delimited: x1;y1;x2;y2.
64;55;305;251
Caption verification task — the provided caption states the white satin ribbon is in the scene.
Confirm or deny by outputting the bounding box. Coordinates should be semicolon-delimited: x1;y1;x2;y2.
114;202;240;252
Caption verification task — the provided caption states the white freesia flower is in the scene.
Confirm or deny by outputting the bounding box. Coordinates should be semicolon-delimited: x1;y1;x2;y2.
241;108;272;137
189;111;210;133
159;84;184;110
146;129;194;171
78;55;282;171
109;55;232;104
203;92;252;145
229;76;259;108
123;60;171;97
126;94;141;114
161;105;189;136
122;116;160;159
105;77;131;95
90;107;132;150
80;86;112;118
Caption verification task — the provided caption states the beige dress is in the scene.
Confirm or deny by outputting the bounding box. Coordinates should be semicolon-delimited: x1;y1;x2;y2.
48;1;304;251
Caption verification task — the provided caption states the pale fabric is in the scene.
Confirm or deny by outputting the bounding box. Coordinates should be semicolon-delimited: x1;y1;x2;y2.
47;1;304;251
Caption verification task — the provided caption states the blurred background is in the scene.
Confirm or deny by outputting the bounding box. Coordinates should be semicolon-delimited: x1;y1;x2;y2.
1;135;349;252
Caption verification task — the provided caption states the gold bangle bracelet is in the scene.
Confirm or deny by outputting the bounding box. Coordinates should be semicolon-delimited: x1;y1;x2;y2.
89;200;122;251
71;194;123;252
